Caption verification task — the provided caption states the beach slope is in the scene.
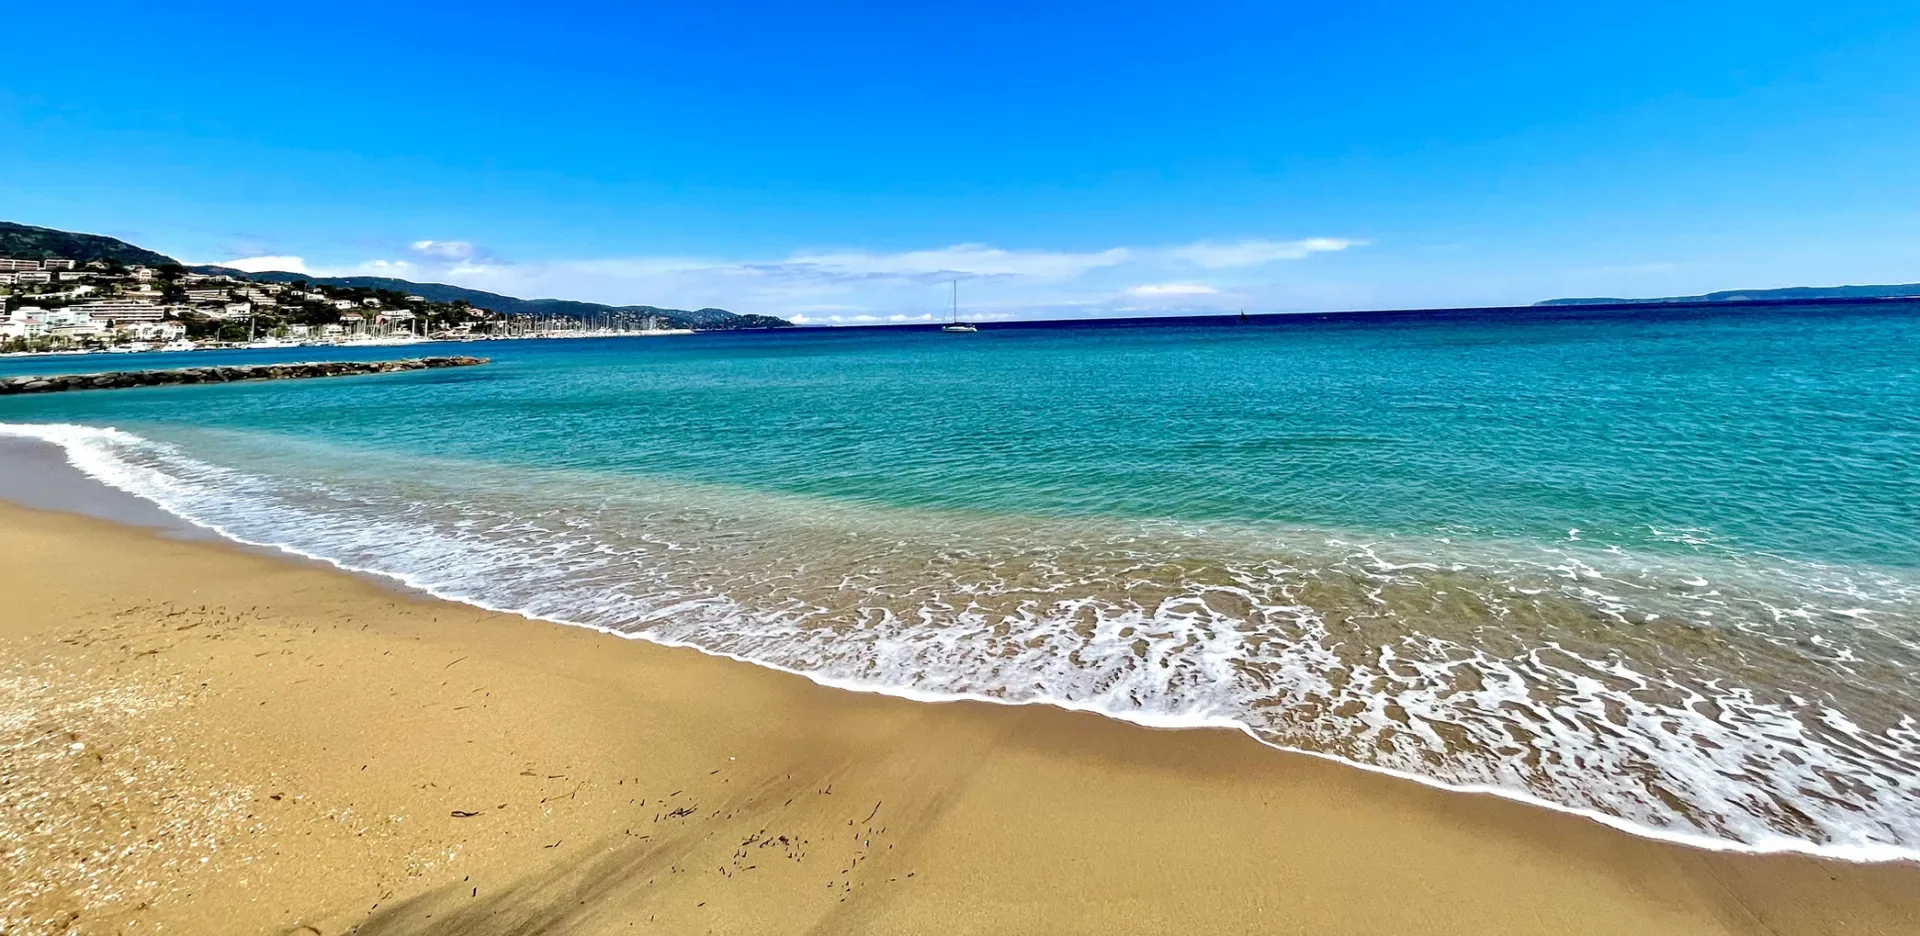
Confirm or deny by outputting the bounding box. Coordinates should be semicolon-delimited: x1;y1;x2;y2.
2;502;1915;935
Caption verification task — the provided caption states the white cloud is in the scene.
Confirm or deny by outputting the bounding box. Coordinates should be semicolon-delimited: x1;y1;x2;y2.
1169;238;1363;269
411;240;477;261
357;259;417;273
782;244;1130;281
218;255;309;274
265;234;1362;324
1128;282;1220;297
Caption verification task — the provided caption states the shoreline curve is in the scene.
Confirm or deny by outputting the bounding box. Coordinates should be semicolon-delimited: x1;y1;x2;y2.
2;418;1915;865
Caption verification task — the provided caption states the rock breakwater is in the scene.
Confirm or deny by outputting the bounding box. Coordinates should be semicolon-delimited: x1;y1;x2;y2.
0;357;488;396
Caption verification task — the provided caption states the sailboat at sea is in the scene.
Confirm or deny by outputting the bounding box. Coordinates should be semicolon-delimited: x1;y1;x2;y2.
941;280;977;333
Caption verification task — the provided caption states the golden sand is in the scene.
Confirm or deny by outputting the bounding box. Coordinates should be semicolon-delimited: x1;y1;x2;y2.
2;502;1916;935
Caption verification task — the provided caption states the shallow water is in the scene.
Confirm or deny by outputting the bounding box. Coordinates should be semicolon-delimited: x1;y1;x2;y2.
5;304;1918;858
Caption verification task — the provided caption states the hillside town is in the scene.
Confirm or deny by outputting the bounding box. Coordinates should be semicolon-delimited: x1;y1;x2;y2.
0;256;683;355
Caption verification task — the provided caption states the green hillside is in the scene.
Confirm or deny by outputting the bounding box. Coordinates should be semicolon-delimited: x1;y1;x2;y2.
193;268;792;330
0;220;792;329
0;221;178;267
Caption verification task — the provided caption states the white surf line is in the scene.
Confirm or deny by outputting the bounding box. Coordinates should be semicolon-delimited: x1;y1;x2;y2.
3;419;1916;866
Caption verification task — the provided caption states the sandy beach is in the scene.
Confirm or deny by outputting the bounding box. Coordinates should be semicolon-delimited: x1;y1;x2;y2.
3;499;1918;935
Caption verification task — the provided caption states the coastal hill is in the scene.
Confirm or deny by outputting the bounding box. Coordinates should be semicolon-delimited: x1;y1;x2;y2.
0;220;792;330
191;269;791;330
0;221;176;268
1538;283;1920;306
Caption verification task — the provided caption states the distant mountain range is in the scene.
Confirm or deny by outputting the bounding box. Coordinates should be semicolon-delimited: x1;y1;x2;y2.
1538;284;1920;306
0;220;792;330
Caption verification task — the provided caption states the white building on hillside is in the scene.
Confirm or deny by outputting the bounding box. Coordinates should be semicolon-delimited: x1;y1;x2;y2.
74;299;167;323
41;309;107;339
0;306;49;339
121;320;187;341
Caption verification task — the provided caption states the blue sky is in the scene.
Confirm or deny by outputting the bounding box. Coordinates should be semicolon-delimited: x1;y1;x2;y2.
4;1;1918;322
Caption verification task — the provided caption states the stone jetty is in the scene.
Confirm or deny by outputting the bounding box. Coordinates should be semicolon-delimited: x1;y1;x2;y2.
0;356;489;395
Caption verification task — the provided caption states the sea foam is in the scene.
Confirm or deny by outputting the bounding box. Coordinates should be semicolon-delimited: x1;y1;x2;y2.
5;419;1920;863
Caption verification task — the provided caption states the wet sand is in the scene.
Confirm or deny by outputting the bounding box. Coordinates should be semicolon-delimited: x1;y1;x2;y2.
2;500;1917;935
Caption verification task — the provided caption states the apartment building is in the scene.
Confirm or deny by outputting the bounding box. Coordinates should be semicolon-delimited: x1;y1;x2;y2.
41;309;107;339
0;306;48;339
73;299;168;323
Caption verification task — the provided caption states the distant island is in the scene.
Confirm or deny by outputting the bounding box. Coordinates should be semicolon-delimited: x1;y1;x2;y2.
0;220;793;355
1538;283;1920;306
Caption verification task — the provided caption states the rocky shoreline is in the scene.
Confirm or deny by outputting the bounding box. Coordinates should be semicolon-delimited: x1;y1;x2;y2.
0;356;488;395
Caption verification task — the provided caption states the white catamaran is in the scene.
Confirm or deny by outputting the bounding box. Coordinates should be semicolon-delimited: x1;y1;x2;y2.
941;279;977;333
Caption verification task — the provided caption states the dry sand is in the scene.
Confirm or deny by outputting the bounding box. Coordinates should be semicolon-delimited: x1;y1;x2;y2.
2;500;1917;935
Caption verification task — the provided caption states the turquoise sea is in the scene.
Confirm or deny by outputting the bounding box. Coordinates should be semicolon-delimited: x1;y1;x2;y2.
4;303;1918;859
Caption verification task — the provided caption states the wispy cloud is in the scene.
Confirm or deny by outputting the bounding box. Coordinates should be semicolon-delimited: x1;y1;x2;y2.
205;235;1364;323
410;239;479;261
780;244;1131;281
1168;238;1363;269
1128;282;1220;297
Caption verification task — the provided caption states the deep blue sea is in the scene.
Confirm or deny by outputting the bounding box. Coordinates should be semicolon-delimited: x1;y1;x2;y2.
5;303;1918;858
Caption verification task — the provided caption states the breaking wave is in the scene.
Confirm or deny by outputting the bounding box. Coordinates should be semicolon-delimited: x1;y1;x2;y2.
6;420;1920;862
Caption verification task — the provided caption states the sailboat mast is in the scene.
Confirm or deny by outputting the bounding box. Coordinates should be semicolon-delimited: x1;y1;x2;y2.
939;278;976;331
